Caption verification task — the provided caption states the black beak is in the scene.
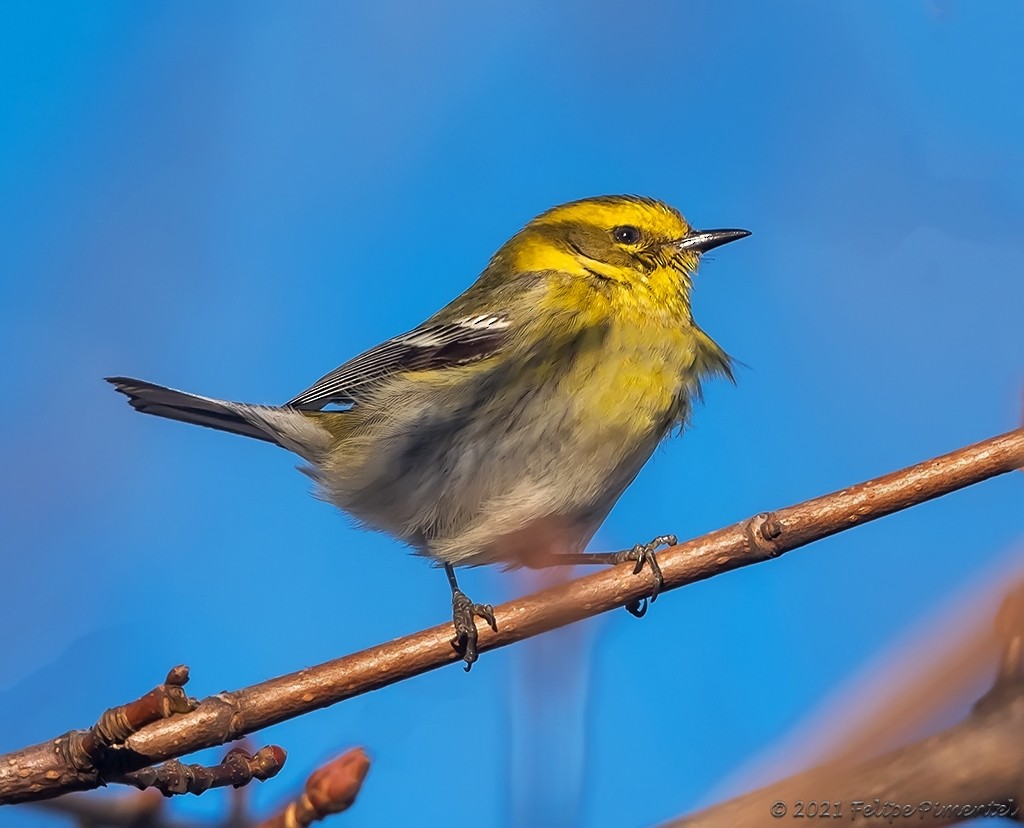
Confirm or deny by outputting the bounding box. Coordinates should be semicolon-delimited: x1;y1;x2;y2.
675;228;751;254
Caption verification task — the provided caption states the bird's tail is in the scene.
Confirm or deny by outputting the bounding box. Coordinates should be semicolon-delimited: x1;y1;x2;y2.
106;377;332;461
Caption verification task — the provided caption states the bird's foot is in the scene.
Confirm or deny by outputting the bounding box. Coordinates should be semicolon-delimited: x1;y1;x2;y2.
450;589;497;672
614;533;677;618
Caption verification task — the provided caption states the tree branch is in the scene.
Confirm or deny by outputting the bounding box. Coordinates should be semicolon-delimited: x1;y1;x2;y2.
2;428;1021;805
79;665;196;765
0;667;197;807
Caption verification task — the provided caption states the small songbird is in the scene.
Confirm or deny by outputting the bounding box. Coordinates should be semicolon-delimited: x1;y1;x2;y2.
108;195;749;668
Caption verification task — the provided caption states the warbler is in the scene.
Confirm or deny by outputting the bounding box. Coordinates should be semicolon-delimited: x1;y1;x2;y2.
108;195;748;668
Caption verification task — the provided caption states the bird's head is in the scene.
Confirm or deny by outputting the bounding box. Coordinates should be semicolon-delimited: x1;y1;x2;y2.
495;195;748;312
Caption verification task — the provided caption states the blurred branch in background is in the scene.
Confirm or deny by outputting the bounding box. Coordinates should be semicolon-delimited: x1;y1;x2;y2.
35;789;169;828
667;581;1024;827
1;428;1021;808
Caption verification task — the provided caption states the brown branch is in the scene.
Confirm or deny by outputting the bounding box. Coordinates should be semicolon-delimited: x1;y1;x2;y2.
666;580;1024;826
34;742;281;827
2;667;197;807
77;665;196;773
2;428;1021;805
259;748;370;828
116;745;286;798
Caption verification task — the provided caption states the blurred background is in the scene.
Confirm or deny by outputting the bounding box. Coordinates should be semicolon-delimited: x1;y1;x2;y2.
1;2;1021;826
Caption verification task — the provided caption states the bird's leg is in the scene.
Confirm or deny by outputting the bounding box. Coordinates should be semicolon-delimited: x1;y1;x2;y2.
536;534;678;618
445;563;497;672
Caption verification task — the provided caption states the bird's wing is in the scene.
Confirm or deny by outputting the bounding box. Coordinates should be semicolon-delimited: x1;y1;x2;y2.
285;313;512;410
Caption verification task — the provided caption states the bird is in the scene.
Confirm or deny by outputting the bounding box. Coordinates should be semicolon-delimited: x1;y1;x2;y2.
108;195;749;669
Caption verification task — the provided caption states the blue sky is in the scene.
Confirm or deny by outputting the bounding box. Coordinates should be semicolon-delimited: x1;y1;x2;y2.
1;3;1021;826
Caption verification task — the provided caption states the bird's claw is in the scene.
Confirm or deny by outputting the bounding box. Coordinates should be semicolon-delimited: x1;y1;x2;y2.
450;589;497;671
616;533;677;617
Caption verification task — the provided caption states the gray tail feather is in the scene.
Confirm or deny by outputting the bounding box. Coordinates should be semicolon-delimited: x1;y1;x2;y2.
106;376;279;445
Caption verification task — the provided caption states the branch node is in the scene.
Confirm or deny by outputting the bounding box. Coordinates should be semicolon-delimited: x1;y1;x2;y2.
744;511;784;557
62;666;199;777
56;732;95;776
209;692;249;742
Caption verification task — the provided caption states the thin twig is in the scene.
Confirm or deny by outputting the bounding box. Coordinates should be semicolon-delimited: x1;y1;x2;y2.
33;743;281;827
1;428;1021;805
116;745;286;798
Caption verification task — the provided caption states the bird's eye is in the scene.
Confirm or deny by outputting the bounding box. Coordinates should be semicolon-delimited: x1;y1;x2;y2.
612;225;641;245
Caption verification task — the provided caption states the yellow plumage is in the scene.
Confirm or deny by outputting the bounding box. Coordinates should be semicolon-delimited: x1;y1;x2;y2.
107;195;749;667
